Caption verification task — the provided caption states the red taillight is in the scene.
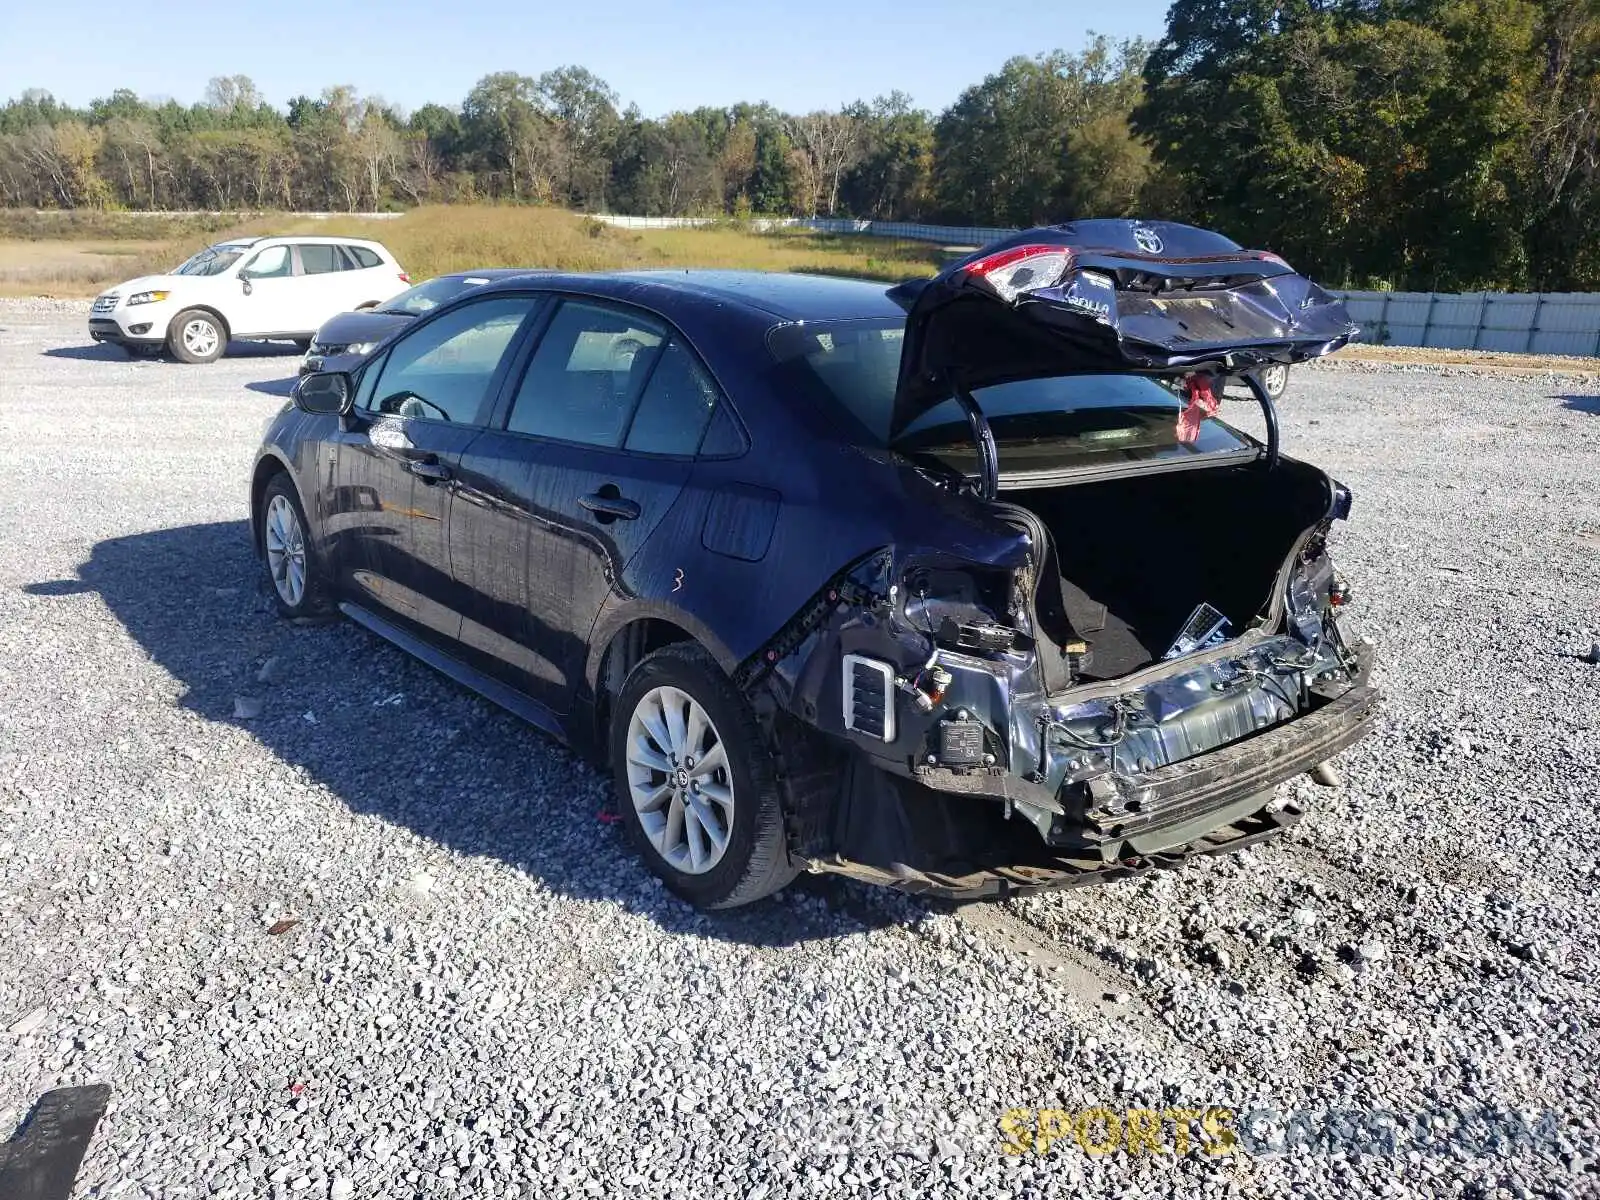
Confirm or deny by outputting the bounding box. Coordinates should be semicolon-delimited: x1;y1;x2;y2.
398;272;410;283
962;243;1073;302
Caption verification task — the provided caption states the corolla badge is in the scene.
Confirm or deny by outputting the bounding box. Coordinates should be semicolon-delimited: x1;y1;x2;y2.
1133;226;1164;255
1063;286;1112;322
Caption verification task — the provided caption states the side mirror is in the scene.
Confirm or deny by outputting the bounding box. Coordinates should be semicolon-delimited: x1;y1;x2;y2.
294;372;353;416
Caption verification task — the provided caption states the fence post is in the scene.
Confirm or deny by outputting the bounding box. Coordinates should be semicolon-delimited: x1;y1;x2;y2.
1470;293;1490;350
1525;294;1543;354
1420;293;1438;347
1378;291;1393;344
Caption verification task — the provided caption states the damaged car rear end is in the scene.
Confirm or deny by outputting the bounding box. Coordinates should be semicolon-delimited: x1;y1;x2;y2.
749;220;1378;899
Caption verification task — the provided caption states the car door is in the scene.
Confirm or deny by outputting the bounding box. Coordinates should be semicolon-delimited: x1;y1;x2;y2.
322;293;543;648
291;243;357;333
338;243;403;308
230;243;298;336
448;298;723;713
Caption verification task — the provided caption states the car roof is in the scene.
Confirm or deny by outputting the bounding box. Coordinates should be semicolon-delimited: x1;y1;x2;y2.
254;235;391;248
605;269;906;321
436;268;541;282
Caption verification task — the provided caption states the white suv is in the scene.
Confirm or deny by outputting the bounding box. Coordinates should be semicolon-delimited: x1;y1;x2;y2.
88;236;409;363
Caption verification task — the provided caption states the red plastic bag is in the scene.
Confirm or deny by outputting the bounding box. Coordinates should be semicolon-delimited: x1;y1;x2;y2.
1176;374;1219;445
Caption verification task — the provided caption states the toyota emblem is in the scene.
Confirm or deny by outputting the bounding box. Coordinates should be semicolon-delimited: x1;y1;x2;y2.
1133;226;1164;255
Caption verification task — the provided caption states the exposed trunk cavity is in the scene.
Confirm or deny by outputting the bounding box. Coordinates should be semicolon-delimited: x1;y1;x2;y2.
1005;459;1332;682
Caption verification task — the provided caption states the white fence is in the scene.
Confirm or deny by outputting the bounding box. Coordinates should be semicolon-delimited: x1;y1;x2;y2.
21;209;404;220
591;213;1012;246
593;213;1600;357
1334;290;1600;357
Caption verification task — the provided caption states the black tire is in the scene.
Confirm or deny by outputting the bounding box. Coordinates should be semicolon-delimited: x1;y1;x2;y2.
609;642;798;909
258;473;334;619
167;308;226;364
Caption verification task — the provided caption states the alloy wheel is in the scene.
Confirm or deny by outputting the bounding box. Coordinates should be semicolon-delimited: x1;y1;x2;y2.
183;318;220;359
264;493;307;607
1260;363;1289;397
625;685;735;875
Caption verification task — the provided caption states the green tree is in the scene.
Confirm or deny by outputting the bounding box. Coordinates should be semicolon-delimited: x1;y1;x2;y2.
933;37;1152;225
840;93;934;220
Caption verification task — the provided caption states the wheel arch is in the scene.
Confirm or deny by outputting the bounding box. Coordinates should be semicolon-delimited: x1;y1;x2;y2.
248;451;296;557
587;608;741;749
171;304;232;344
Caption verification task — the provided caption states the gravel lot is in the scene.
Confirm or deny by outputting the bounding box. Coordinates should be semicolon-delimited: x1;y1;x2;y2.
1;298;1597;1199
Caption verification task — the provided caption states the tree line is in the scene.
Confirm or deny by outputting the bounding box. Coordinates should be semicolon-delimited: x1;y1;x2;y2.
2;0;1596;291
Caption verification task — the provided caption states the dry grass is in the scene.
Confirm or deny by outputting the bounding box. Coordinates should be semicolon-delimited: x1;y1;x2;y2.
0;207;945;297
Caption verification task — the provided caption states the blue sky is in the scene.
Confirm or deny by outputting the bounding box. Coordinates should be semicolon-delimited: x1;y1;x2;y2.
7;0;1173;117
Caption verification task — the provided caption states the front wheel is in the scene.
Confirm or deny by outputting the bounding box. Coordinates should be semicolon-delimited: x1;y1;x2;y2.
168;309;226;364
259;474;333;619
610;643;798;909
1256;363;1290;402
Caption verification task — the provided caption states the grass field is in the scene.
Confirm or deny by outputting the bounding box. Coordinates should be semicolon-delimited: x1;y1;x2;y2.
0;207;947;297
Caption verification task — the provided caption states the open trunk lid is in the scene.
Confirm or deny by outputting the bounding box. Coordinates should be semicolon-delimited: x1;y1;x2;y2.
888;219;1356;436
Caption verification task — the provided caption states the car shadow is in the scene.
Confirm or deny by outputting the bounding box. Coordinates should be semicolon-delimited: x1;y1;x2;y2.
43;344;139;362
43;340;304;363
246;377;297;397
23;521;919;947
1558;394;1600;415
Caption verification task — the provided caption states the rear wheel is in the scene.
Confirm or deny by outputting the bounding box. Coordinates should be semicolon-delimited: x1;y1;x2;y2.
610;643;798;909
168;309;225;364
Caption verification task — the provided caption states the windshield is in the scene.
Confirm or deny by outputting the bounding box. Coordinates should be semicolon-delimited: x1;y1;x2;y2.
769;316;1255;469
378;275;489;317
172;243;250;277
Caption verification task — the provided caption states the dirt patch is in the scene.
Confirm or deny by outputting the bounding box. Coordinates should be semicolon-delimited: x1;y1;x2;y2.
1329;343;1600;376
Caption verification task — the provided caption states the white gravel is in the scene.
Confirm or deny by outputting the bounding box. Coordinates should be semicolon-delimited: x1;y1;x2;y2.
1;302;1596;1198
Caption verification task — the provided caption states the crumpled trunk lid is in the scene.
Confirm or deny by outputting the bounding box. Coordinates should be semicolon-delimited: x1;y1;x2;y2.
887;219;1356;437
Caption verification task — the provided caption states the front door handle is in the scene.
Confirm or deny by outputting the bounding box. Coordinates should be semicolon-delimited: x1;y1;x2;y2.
409;458;451;484
579;489;640;521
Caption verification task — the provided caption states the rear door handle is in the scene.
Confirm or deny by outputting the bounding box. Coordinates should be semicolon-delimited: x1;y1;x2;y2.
409;458;451;483
579;491;641;521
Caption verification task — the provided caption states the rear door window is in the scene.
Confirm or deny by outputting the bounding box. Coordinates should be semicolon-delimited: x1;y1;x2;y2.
345;245;382;268
622;339;723;456
297;244;344;275
503;301;665;448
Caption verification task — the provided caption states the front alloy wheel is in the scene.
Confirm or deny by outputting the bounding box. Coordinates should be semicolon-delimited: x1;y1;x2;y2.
610;643;798;908
264;493;307;609
259;474;332;619
168;308;225;363
1257;363;1290;402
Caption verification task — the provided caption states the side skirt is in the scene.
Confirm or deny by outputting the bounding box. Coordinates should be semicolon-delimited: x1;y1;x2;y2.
339;602;572;744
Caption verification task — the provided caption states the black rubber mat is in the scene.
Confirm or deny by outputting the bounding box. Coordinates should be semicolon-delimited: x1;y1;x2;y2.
1059;575;1158;680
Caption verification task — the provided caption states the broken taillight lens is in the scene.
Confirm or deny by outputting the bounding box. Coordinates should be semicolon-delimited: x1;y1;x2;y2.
962;244;1074;302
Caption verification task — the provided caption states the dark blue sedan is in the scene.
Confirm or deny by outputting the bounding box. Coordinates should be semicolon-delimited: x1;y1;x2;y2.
252;222;1377;910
